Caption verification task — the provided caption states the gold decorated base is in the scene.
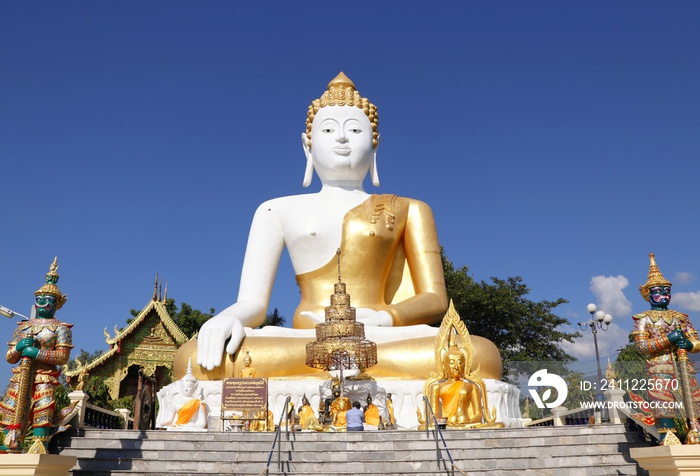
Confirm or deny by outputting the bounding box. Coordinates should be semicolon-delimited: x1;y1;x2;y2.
174;335;502;381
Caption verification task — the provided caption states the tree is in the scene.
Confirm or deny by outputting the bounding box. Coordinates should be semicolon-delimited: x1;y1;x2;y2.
614;338;649;400
260;308;286;328
169;300;216;338
67;348;105;372
442;248;579;378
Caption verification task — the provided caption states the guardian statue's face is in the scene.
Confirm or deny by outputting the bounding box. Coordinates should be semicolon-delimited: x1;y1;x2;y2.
649;285;671;309
309;106;374;184
35;294;57;318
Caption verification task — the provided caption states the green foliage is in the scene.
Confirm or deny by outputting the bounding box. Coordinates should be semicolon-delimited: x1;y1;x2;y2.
55;380;71;411
84;376;112;409
614;340;649;400
563;370;595;408
260;308;286;328
66;348;105;372
150;298;214;338
442;248;579;379
110;395;135;414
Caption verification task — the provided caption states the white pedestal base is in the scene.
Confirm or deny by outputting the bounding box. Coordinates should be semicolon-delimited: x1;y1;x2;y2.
0;454;77;476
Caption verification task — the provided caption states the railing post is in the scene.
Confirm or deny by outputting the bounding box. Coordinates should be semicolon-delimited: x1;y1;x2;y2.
116;408;132;429
551;406;567;427
604;388;626;424
68;390;89;429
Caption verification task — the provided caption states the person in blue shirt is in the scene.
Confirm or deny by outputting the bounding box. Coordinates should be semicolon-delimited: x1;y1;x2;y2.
346;401;365;431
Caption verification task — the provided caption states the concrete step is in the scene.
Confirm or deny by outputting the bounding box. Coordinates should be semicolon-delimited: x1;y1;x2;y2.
55;424;650;476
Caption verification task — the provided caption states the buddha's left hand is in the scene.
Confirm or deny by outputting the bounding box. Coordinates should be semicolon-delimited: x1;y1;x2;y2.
356;308;393;327
300;308;393;326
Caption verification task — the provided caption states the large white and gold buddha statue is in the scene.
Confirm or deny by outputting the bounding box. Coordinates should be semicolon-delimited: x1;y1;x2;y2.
176;73;501;381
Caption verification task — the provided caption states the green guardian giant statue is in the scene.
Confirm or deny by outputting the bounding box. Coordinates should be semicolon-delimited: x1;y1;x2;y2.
0;258;74;454
632;253;700;444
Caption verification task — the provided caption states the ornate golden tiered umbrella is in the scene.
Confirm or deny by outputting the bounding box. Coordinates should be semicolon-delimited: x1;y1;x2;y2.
305;250;377;374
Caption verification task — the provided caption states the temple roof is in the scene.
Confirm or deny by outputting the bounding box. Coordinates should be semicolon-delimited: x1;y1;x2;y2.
64;295;188;377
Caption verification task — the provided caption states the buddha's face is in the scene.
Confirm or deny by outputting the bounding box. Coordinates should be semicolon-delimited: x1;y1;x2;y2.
447;354;465;379
182;379;196;397
649;286;671;309
35;294;57;319
309;106;374;184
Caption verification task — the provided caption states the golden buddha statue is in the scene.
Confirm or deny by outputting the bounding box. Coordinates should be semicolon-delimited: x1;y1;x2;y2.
238;349;256;378
425;302;503;429
364;393;381;427
297;395;318;429
327;381;351;428
386;393;396;427
175;73;501;382
330;396;350;431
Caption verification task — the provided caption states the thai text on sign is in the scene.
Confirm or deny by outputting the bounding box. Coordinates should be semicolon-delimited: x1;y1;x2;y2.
221;378;268;412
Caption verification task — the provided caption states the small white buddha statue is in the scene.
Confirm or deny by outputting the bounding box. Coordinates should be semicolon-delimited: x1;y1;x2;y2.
168;359;208;430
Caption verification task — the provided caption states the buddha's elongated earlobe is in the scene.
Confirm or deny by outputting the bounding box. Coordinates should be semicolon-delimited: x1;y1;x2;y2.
370;134;381;186
303;157;314;187
370;153;380;187
302;132;314;187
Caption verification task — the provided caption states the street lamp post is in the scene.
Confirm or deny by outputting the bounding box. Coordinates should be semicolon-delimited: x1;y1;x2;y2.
579;303;613;423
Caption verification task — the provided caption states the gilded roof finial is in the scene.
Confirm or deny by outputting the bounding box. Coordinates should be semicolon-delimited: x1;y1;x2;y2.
153;273;159;301
639;253;672;300
163;281;168;302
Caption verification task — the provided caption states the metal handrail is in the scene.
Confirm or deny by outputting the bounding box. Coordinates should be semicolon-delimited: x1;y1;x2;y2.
423;395;470;476
262;396;293;476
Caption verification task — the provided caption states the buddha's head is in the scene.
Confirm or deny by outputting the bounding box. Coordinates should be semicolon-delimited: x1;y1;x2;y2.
443;337;468;380
243;349;252;367
181;377;197;397
639;253;672;309
302;72;380;188
181;358;198;396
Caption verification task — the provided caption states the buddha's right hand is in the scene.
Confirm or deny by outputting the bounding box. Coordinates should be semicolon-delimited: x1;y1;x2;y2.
196;317;246;370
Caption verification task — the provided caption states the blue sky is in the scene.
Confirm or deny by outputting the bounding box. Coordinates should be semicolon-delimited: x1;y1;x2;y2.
1;1;699;383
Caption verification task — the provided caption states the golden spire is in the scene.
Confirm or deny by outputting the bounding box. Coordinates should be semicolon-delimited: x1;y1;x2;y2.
152;273;159;301
639;253;672;300
305;250;377;372
35;257;67;310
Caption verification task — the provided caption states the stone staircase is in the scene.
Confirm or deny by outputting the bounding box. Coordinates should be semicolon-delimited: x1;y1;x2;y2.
54;424;650;476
